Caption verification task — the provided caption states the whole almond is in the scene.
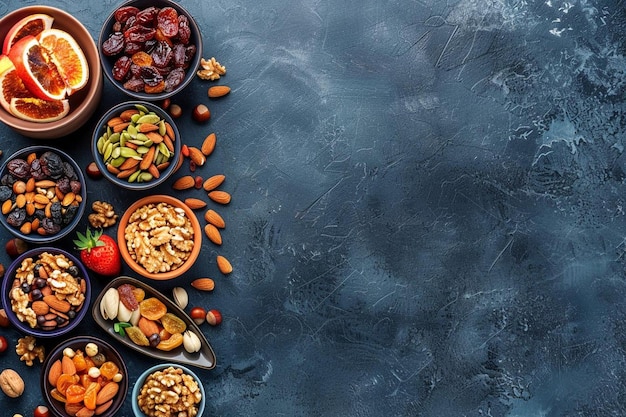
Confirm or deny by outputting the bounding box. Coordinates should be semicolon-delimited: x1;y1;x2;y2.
208;85;231;98
191;278;215;291
203;174;225;191
96;381;119;405
184;198;207;210
208;190;231;204
62;355;77;376
172;175;195;190
48;359;62;386
138;317;160;337
31;300;49;316
201;133;216;156
43;295;71;313
188;147;206;166
204;224;222;245
204;209;225;228
217;255;233;274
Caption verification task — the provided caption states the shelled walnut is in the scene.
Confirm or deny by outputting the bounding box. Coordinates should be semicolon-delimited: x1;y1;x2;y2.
15;336;44;366
196;57;226;81
88;201;118;228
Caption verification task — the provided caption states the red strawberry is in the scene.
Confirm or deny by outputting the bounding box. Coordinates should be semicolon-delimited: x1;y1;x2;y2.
73;229;121;277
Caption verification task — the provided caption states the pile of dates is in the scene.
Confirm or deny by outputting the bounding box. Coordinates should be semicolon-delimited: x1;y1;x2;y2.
101;5;197;94
0;150;83;236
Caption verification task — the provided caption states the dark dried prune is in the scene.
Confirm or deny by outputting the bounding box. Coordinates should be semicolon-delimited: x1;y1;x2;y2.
124;41;143;55
164;68;185;92
124;25;155;43
171;43;186;68
140;66;163;86
56;177;71;194
63;205;79;225
1;174;12;186
34;209;45;220
102;32;125;56
6;208;26;227
112;56;132;81
29;158;45;180
40;151;64;178
157;7;179;38
151;41;172;68
41;218;61;234
63;162;78;180
136;6;160;26
123;77;145;92
70;180;82;194
177;15;191;45
0;186;12;201
114;6;139;24
50;202;63;225
7;159;30;179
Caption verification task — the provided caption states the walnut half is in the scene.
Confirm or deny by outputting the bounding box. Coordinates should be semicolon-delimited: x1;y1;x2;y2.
88;201;118;228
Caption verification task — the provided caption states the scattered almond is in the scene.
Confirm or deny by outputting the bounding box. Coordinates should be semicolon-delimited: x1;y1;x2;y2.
191;278;215;291
208;85;231;98
184;198;207;210
203;174;225;191
217;255;233;274
188;147;206;166
201;133;216;156
204;209;225;228
172;175;196;190
208;190;231;204
204;224;222;245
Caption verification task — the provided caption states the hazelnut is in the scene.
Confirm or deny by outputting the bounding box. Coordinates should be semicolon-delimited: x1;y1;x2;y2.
169;104;182;119
192;104;211;122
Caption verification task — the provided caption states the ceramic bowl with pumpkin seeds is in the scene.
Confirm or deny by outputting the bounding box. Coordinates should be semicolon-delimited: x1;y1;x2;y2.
91;101;181;191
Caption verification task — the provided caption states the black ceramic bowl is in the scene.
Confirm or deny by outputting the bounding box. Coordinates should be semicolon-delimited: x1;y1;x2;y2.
41;336;129;417
91;101;181;190
0;146;87;243
0;247;91;338
98;0;203;101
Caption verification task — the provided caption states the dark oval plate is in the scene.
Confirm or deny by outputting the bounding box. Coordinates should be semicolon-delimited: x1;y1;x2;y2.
92;276;216;370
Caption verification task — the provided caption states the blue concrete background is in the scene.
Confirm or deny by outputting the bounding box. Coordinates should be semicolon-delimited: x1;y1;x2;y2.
1;0;625;416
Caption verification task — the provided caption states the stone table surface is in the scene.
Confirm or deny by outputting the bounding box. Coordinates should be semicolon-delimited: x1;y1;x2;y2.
1;0;626;416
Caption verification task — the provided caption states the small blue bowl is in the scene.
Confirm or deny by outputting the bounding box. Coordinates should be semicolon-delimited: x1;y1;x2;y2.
131;363;206;417
1;247;91;338
91;100;181;191
0;145;87;244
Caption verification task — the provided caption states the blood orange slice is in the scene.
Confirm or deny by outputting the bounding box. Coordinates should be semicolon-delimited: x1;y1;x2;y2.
2;13;54;55
0;59;31;115
37;28;89;95
7;35;67;101
9;97;69;122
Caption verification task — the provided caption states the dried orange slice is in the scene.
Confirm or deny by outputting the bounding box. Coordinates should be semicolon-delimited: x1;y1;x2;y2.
7;35;67;101
2;13;54;55
0;59;31;114
37;28;89;95
10;97;69;122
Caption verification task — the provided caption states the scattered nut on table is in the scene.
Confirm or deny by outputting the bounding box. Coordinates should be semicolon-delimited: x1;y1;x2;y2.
88;200;118;228
0;368;25;398
15;335;45;366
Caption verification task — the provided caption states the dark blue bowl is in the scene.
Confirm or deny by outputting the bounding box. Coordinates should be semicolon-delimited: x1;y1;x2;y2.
1;247;91;338
0;145;87;244
91;100;181;191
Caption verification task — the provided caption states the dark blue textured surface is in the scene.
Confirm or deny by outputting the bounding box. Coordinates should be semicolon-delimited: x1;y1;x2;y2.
1;0;626;416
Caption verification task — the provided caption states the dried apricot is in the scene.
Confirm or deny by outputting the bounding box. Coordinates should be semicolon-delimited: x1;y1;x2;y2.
139;297;167;320
126;326;150;346
65;383;86;403
132;287;146;302
156;332;183;351
160;312;187;334
57;374;79;395
50;388;67;403
83;382;100;410
99;361;119;380
131;51;153;67
73;350;87;372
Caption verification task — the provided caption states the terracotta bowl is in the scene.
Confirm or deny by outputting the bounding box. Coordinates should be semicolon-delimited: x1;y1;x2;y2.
41;336;129;417
117;195;202;280
0;6;103;139
98;0;203;101
91;100;181;190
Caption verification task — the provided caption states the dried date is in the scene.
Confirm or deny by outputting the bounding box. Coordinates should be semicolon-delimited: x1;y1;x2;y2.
102;32;125;56
157;7;179;38
114;6;139;24
7;159;30;179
